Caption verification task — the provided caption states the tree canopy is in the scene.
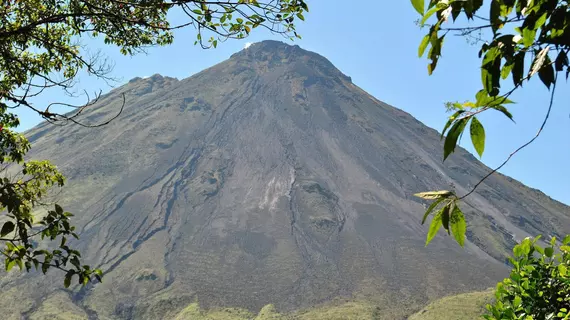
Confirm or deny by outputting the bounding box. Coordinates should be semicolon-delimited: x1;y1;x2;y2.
0;0;307;287
411;0;569;247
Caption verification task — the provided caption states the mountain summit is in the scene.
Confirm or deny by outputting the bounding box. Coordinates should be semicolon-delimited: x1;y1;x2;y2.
5;40;569;319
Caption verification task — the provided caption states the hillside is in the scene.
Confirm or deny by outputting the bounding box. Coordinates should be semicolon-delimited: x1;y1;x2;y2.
2;40;569;319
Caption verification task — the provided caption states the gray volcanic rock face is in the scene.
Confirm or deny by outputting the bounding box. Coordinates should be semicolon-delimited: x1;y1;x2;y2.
4;40;569;319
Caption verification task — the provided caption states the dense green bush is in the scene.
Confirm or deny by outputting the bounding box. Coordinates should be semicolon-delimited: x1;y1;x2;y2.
485;235;570;320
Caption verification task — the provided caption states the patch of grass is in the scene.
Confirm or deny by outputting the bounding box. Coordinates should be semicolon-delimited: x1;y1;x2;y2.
294;301;383;320
174;303;255;320
172;300;408;320
29;292;89;320
408;289;494;320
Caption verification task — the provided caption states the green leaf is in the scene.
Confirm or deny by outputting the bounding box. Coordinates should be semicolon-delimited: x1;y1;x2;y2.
550;236;557;246
538;55;555;90
427;34;444;75
522;28;536;47
443;118;468;161
411;0;424;15
421;6;440;26
563;235;570;245
441;203;451;233
559;264;567;276
545;247;554;258
414;190;453;200
493;105;514;121
470;117;486;157
555;51;569;72
0;221;15;237
422;197;446;224
55;204;63;215
441;111;465;139
513;296;522;308
482;47;501;67
490;0;501;33
64;272;73;288
426;207;444;246
418;34;430;57
501;62;513;80
512;51;525;87
450;205;466;247
5;259;15;272
481;63;500;96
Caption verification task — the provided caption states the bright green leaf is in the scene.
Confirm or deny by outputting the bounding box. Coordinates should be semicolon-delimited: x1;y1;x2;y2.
513;296;522;308
422;197;446;224
5;259;15;272
418;34;430;57
426;207;444;246
443;118;468;161
450;204;466;247
441;110;465;139
522;28;536;47
421;6;440;26
470;116;486;158
501;62;513;80
411;0;424;15
559;264;567;276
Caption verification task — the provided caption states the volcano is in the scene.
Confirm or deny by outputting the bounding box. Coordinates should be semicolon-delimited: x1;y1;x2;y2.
3;40;569;319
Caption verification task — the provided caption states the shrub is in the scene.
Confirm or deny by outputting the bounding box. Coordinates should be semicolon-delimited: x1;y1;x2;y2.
485;235;570;319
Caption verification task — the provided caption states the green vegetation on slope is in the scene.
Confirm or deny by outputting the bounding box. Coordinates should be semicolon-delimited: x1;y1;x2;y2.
408;290;494;320
20;295;415;320
171;300;402;320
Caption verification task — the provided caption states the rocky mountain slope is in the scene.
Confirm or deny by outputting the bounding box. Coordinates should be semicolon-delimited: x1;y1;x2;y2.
2;40;569;319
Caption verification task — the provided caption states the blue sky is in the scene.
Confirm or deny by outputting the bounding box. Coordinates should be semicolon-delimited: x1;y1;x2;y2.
16;0;569;204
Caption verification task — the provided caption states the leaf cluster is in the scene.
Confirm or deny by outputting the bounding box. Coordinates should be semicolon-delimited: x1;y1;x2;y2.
484;235;570;319
414;0;570;161
414;190;467;247
0;158;103;287
411;0;569;249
